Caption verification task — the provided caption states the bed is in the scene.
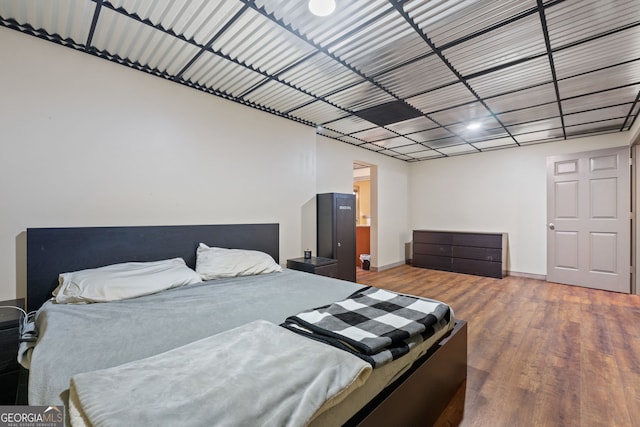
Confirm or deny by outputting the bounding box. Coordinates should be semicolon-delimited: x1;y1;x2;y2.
23;223;467;426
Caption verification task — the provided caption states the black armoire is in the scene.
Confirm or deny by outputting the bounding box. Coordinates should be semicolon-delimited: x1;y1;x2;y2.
317;193;356;282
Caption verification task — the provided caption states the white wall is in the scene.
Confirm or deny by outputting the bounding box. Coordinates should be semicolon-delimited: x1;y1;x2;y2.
409;134;631;276
0;27;322;301
0;27;413;301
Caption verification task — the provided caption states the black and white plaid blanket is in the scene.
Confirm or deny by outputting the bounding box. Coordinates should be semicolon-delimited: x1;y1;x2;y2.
281;287;452;368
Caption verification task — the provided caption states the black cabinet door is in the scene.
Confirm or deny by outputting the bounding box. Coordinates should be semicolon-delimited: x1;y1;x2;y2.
335;194;356;281
317;193;356;282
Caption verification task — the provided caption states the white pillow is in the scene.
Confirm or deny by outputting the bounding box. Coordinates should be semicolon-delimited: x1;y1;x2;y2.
53;258;202;304
196;243;282;280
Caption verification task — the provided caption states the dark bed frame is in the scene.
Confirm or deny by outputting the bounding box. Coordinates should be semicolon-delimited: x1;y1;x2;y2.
25;223;466;426
26;223;280;312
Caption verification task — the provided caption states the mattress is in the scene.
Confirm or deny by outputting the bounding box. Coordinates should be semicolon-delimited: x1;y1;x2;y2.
26;269;454;425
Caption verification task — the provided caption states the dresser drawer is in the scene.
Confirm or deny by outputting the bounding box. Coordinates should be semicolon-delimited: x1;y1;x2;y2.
414;242;452;257
413;254;452;271
413;231;452;245
453;258;503;278
452;245;502;262
452;233;503;249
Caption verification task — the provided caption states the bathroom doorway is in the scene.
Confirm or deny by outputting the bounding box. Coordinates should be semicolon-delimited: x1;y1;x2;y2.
353;162;373;270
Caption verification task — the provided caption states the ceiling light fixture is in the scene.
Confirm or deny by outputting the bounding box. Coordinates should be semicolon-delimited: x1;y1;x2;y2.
308;0;336;16
466;122;482;130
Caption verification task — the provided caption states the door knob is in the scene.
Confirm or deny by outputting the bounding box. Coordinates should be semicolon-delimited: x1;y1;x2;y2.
548;223;555;230
338;242;341;247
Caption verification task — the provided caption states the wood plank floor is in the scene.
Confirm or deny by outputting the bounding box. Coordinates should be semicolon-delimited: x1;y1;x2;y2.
356;265;640;427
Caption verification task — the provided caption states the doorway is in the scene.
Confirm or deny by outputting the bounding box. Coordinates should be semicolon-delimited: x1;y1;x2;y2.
354;162;373;270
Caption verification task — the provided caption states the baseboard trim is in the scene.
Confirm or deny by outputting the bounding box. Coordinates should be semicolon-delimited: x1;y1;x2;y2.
371;260;407;272
369;263;548;282
508;270;546;281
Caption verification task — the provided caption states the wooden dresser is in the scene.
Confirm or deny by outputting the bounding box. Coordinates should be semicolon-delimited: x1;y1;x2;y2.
412;230;507;278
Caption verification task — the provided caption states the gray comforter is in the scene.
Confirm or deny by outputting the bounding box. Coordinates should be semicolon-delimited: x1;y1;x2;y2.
68;320;372;427
26;269;364;408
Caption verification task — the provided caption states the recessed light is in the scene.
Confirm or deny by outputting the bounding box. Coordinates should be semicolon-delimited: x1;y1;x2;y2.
466;122;482;130
308;0;336;16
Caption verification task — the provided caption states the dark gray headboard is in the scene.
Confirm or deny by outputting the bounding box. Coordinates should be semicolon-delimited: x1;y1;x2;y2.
26;223;279;311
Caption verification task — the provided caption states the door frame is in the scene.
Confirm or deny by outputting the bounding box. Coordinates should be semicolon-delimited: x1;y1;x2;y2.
629;124;640;295
634;145;640;295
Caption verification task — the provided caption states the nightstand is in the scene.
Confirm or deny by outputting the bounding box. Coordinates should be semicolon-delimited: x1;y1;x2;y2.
287;257;338;278
0;299;24;404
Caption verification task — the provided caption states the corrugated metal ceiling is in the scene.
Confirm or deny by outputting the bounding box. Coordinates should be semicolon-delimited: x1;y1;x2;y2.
0;0;638;161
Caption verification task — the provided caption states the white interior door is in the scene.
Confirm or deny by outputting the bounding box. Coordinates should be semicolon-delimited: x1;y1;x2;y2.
547;146;630;293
